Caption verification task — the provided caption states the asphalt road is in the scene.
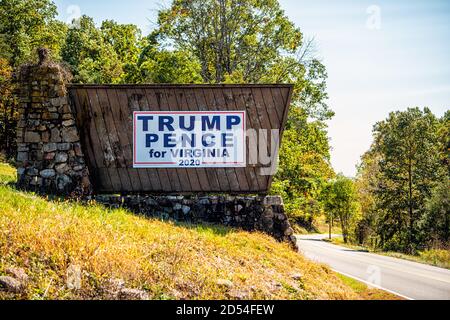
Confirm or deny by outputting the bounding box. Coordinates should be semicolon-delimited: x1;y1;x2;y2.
296;234;450;300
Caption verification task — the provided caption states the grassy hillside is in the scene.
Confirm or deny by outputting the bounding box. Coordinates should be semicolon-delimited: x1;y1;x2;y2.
0;163;397;300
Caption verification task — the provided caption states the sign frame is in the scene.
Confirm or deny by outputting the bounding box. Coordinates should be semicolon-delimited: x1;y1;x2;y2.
132;110;247;168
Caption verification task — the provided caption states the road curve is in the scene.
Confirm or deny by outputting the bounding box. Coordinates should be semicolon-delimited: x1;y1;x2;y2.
296;234;450;300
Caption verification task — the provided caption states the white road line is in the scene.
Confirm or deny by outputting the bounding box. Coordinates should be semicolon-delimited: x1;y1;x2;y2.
331;269;414;300
298;239;450;284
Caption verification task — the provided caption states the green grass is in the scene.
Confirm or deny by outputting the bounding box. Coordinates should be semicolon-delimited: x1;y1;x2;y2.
335;274;402;300
314;215;342;235
380;250;450;270
0;163;397;300
291;215;342;235
0;163;16;185
326;237;369;252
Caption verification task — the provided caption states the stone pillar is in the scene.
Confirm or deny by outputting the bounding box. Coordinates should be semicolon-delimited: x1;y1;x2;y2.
15;48;91;196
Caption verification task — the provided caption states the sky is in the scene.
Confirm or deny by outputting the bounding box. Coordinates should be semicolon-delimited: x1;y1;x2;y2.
54;0;450;176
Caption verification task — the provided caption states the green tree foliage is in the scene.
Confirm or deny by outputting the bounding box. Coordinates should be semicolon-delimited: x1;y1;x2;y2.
321;175;361;243
357;108;447;253
155;0;301;83
100;20;146;83
0;58;17;158
353;150;380;246
272;107;334;227
0;0;65;66
61;16;124;83
134;35;203;84
0;0;66;158
153;0;333;120
419;181;450;247
437;110;450;174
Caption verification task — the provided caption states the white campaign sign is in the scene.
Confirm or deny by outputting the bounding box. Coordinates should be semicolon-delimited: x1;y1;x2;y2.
133;111;246;168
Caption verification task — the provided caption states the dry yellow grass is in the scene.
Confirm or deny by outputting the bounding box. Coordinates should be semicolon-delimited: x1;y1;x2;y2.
0;163;393;300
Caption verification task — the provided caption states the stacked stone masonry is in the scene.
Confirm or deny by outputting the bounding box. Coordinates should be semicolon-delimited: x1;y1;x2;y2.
95;194;298;249
15;48;91;196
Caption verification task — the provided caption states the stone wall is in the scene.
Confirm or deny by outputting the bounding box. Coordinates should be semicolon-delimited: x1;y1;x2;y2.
95;194;298;249
15;48;91;196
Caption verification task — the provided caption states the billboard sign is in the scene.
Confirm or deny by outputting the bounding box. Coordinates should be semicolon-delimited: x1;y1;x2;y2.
133;111;246;168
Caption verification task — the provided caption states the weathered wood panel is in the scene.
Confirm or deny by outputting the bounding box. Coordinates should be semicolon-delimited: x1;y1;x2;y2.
68;84;293;194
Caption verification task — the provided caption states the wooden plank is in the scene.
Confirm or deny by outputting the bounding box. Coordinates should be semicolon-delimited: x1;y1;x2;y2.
104;88;142;192
69;84;294;89
239;87;269;192
128;88;161;191
269;87;285;124
278;87;292;140
265;86;293;192
216;88;249;192
250;87;274;190
201;87;231;192
113;89;144;192
211;87;241;192
85;88;123;192
69;89;101;189
278;87;294;129
172;88;203;192
230;87;260;192
259;87;283;185
76;88;113;191
142;88;174;193
259;87;280;128
192;89;222;192
154;88;183;193
222;88;251;191
135;88;170;192
251;87;273;156
132;87;166;192
125;88;156;191
97;88;133;192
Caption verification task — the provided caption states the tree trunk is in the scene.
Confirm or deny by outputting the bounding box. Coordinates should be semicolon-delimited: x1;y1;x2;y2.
408;158;413;253
340;216;348;243
329;217;332;240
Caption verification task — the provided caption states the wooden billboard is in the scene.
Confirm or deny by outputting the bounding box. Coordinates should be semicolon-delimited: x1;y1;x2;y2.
68;84;293;194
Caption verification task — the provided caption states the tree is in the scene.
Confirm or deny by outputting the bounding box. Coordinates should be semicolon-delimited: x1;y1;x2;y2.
0;0;64;66
0;0;65;158
437;110;450;175
155;0;301;83
322;175;361;243
134;35;203;84
0;58;16;158
153;0;333;121
61;16;123;83
417;111;450;247
354;150;381;246
272;107;334;228
419;181;450;247
100;20;145;83
370;108;444;253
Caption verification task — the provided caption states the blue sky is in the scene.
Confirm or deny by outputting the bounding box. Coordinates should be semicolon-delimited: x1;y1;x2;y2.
54;0;450;176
